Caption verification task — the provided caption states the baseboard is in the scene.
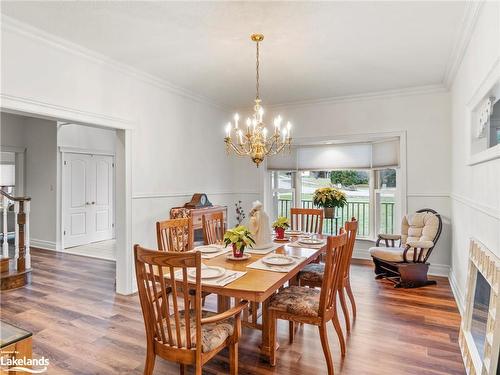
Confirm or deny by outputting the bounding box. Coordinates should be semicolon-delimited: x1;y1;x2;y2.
30;239;57;251
353;247;450;277
448;267;465;315
428;264;450;277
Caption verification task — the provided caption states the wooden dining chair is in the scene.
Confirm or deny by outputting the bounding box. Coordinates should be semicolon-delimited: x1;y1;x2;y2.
268;231;348;374
156;218;193;252
202;212;225;245
290;208;324;234
157;217;211;306
298;218;358;333
134;245;248;375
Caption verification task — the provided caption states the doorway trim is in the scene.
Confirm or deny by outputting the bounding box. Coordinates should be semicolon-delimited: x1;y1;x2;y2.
1;96;135;295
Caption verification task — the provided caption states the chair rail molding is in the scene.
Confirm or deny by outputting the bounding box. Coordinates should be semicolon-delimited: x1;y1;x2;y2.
450;193;500;220
132;191;261;200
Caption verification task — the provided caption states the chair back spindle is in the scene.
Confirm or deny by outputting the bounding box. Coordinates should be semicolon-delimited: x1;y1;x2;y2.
156;218;193;252
344;218;358;278
202;212;225;245
290;208;324;234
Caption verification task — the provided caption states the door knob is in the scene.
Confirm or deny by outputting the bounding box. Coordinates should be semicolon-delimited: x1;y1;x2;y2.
92;201;95;205
86;202;90;205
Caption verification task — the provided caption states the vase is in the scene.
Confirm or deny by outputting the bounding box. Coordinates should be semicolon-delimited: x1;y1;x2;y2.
232;243;245;258
275;227;285;239
324;207;335;219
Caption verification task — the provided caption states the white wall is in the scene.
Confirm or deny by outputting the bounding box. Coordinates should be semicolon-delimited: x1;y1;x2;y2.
233;90;452;272
58;123;116;153
449;2;500;313
0;112;58;248
0;18;247;293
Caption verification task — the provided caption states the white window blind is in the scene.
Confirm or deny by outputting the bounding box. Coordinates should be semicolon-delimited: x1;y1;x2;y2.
267;138;400;171
266;148;297;170
297;144;372;170
371;139;400;168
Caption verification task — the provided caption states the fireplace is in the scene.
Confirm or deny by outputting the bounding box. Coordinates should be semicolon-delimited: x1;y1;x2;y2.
459;239;500;375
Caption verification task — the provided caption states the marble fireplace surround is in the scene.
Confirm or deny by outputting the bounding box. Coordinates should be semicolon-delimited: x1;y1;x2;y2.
459;239;500;375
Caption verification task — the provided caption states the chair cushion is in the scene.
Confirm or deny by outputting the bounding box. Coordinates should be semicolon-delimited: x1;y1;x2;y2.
298;263;325;284
369;246;420;262
401;211;439;245
269;285;321;317
166;309;233;352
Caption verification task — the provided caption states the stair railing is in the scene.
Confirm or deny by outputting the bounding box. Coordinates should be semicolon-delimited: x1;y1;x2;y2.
0;190;31;271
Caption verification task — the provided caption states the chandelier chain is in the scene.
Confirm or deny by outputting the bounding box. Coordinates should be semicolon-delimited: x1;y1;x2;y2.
256;41;260;101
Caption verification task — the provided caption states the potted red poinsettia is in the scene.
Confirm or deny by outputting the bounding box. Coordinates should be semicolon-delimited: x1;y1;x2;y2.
223;225;255;258
272;216;290;240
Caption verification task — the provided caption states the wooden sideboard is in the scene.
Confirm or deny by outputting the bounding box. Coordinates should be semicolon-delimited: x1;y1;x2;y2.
170;205;227;245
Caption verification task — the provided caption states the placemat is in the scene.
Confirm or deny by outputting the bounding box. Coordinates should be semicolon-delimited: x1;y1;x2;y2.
288;240;326;249
190;245;232;259
172;269;247;286
246;254;307;273
246;243;283;255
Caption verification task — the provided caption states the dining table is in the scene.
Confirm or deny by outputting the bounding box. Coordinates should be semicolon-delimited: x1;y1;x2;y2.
187;234;328;362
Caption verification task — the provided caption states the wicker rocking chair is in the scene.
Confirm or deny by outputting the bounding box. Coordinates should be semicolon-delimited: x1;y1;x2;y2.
369;208;442;288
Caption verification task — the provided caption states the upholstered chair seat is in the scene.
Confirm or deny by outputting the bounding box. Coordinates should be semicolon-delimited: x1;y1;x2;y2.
167;310;234;352
369;243;432;263
298;263;325;284
269;285;321;317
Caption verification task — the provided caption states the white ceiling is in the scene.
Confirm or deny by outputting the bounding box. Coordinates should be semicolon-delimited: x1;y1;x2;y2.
1;1;466;109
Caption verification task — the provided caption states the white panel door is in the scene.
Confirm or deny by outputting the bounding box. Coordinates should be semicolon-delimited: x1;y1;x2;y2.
63;153;92;247
93;155;114;242
63;153;114;248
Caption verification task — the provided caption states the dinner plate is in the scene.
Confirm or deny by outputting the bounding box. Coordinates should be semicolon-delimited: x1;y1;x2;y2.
188;266;225;279
195;245;221;254
285;230;303;235
298;238;324;245
273;237;290;242
262;255;295;266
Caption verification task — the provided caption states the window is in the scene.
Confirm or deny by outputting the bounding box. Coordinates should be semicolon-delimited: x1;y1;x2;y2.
375;169;397;234
269;168;399;239
270;171;296;219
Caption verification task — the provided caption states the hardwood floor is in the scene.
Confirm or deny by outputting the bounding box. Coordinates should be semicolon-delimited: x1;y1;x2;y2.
0;249;465;374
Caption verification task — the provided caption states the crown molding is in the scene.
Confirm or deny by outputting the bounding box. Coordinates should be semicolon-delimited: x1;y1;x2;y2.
1;15;228;111
267;84;447;110
0;93;134;130
443;1;485;88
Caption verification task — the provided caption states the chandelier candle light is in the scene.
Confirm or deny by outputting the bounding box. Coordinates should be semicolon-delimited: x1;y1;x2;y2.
224;34;293;167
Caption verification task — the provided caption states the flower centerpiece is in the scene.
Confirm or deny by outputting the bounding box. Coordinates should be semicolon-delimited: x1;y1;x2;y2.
313;187;347;219
223;225;255;258
272;216;290;239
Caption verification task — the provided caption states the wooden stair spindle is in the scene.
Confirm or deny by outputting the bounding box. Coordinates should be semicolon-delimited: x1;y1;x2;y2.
0;190;32;290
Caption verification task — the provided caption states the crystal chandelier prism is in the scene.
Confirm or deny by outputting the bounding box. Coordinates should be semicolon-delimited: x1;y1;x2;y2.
224;34;293;167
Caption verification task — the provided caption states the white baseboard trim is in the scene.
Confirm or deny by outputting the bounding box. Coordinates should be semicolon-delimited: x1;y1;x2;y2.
30;239;57;251
353;247;450;277
449;267;465;316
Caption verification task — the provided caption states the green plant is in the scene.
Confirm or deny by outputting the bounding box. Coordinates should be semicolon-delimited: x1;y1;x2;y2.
272;216;290;229
330;170;369;186
223;225;255;251
313;187;347;208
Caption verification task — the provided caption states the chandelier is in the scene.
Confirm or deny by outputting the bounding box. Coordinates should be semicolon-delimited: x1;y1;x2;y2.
224;34;292;167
